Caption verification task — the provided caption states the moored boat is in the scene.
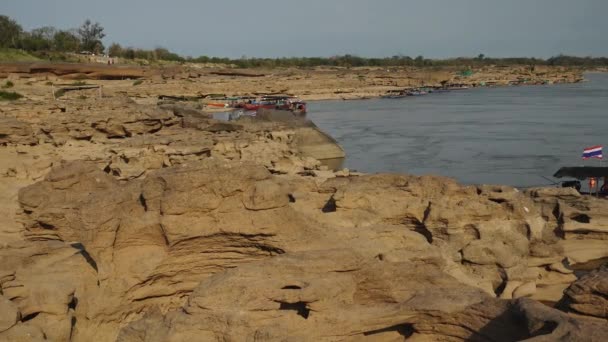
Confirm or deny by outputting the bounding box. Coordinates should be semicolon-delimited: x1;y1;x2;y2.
553;166;608;196
381;93;409;99
446;84;470;90
243;95;306;114
408;89;428;96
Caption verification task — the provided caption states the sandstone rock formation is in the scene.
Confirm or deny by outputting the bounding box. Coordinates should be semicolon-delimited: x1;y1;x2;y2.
0;63;583;101
0;63;147;80
0;158;606;341
116;251;608;342
560;265;608;319
0;94;607;341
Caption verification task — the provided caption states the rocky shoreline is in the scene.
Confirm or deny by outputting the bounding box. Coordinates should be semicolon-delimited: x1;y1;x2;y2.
0;62;586;102
0;69;607;341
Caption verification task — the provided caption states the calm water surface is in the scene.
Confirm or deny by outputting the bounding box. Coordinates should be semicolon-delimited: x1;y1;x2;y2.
309;73;608;187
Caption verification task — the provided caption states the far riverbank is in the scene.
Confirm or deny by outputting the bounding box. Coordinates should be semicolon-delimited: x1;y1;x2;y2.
0;62;585;103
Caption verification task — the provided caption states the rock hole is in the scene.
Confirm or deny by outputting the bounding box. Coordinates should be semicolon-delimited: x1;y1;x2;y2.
489;198;507;204
552;203;561;221
494;279;508;297
494;269;508;297
288;194;296;203
571;214;590;224
139;194;148;211
413;203;434;243
363;323;414;337
278;301;310;319
463;224;481;239
68;296;78;310
193;150;211;157
103;165;112;174
529;321;558;337
376;253;385;261
413;222;433;243
39;222;55;230
254;244;285;256
322;196;336;213
523;223;532;240
476;187;483;195
70;316;77;340
70;243;98;272
281;285;302;290
21;312;40;322
553;203;565;238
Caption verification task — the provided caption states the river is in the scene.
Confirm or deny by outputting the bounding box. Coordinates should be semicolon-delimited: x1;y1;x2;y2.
308;73;608;188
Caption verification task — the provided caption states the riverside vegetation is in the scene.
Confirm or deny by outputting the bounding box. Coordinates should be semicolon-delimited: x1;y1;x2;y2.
2;15;608;68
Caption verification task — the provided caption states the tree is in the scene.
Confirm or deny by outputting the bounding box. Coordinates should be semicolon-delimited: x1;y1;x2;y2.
0;15;23;48
108;43;123;57
123;48;136;59
153;47;184;62
18;32;49;51
78;19;105;53
31;26;57;41
53;30;81;52
21;26;57;51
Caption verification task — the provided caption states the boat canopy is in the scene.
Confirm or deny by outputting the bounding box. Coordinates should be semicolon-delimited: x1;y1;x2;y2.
260;95;296;99
553;167;608;180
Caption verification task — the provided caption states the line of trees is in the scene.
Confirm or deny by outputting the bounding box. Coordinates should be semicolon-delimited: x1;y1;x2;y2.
108;43;185;62
0;15;184;62
2;14;608;68
0;15;105;54
187;54;608;69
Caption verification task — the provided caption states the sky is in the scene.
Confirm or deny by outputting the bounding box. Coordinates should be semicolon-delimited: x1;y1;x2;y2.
1;0;607;59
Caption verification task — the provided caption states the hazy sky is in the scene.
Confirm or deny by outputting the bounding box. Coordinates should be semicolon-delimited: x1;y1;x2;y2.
2;0;607;58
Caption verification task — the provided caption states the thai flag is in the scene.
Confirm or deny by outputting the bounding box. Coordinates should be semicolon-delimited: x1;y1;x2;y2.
582;145;603;159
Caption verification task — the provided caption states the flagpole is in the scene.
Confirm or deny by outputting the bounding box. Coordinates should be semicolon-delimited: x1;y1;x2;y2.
601;148;604;198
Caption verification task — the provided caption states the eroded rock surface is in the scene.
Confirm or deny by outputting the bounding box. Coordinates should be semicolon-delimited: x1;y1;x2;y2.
560;265;608;319
1;159;607;340
1;97;608;341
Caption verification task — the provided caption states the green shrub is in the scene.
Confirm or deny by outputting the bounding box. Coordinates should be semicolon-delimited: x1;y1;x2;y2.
132;79;143;86
54;89;66;98
1;80;14;89
0;90;23;101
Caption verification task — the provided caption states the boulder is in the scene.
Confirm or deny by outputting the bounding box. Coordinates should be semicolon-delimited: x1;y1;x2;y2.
0;118;37;145
560;265;608;319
